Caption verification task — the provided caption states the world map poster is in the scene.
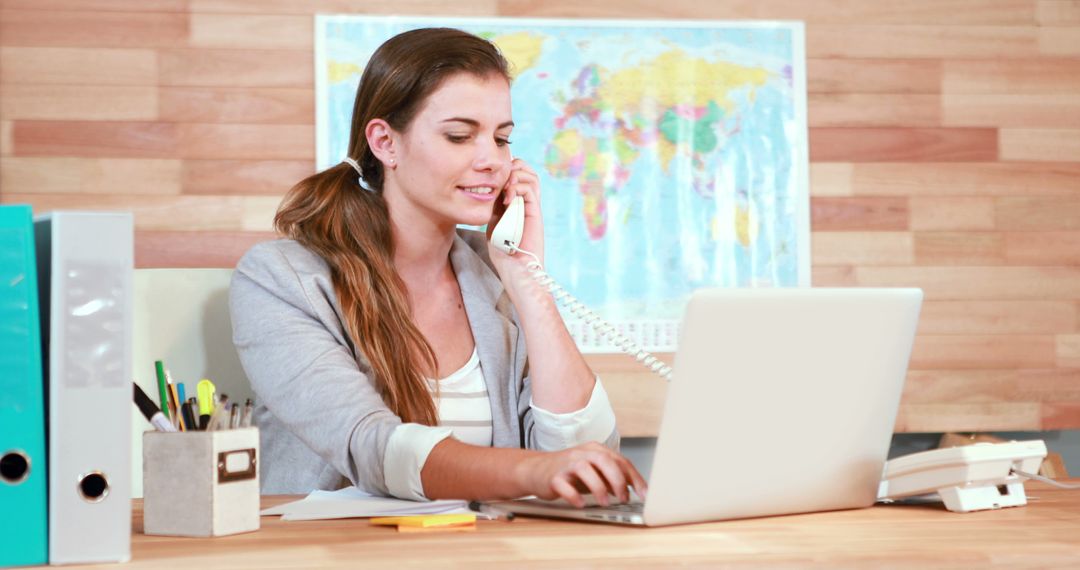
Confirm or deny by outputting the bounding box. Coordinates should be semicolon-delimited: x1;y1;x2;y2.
316;17;810;352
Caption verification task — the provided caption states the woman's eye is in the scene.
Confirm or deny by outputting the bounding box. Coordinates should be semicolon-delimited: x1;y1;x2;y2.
446;134;470;143
496;138;512;147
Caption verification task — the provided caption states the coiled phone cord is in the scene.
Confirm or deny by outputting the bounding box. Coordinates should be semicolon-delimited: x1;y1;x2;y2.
512;247;674;382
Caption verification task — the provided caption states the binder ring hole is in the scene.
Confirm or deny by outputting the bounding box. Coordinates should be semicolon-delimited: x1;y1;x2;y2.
1;450;30;485
78;471;110;502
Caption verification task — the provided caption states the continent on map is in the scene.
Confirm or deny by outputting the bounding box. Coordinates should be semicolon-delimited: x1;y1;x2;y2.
486;32;545;78
545;49;770;240
328;60;364;84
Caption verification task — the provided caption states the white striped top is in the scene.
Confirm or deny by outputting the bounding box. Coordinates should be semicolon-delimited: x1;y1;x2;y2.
425;349;493;447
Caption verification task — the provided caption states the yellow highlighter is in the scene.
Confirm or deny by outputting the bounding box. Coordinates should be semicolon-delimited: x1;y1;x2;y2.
196;379;216;431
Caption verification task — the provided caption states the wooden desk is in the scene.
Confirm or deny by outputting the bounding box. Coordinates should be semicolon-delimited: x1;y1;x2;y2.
70;482;1080;568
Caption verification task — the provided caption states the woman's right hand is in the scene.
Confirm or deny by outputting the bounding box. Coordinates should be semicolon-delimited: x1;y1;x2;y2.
515;442;648;508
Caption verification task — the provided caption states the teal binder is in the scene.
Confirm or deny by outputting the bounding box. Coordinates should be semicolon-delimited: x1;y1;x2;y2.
0;205;48;567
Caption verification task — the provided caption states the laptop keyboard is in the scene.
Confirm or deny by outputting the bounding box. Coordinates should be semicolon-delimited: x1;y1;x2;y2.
594;502;644;513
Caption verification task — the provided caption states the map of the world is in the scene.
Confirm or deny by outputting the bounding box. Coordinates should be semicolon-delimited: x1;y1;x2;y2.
316;17;810;352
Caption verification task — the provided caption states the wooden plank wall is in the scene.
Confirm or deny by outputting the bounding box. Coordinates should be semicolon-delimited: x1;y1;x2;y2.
2;0;1078;435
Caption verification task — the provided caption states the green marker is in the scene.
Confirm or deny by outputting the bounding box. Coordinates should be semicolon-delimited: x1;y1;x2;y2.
154;360;170;419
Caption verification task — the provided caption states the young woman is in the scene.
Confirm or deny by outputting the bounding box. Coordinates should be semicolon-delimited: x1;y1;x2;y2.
230;28;646;507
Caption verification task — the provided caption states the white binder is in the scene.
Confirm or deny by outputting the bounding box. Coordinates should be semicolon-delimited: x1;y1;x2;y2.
36;212;133;565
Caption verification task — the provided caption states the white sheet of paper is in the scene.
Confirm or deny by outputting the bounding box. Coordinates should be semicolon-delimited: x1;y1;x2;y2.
260;486;477;521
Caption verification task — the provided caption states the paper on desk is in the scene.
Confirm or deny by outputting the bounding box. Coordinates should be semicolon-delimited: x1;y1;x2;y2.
260;486;479;521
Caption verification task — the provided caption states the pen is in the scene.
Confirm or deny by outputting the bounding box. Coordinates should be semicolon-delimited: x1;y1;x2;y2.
181;401;198;432
133;381;177;432
468;501;515;521
176;380;188;431
168;380;183;431
176;381;187;414
240;398;253;428
208;394;229;431
154;361;170;419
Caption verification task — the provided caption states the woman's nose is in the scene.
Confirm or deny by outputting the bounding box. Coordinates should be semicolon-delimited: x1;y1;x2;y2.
472;142;509;173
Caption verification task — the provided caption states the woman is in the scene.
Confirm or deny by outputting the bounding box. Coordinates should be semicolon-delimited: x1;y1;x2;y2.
230;28;645;507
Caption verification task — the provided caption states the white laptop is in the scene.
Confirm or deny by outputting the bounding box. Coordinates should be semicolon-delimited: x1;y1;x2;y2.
494;287;923;526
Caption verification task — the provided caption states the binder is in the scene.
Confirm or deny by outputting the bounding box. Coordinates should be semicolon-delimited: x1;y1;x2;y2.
35;212;133;565
0;205;48;568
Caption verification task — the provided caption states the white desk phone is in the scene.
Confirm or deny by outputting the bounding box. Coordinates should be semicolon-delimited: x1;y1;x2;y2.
490;196;1074;513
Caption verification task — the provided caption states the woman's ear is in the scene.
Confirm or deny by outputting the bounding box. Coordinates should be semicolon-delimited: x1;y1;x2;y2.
365;119;397;169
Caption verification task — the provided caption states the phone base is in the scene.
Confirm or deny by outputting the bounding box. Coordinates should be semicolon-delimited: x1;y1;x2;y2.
937;478;1029;513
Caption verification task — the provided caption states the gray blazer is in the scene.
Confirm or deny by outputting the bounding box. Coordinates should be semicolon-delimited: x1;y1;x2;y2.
230;230;619;495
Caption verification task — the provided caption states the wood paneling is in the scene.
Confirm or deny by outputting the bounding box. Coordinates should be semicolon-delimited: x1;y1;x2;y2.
811;265;857;286
0;10;189;48
1037;0;1080;25
0;0;189;11
1059;334;1080;368
0;84;158;121
849;162;1080;196
496;0;1039;24
159;49;312;87
943;93;1080;128
11;121;313;159
1;157;182;195
135;230;276;268
0;47;157;85
1039;26;1080;55
909;197;995;230
855;266;1080;300
1;192;271;230
181;159;313;195
808;163;853;196
807;59;941;94
190;0;499;16
910;334;1057;369
810;197;909;231
808;94;940;127
1005;232;1080;265
188;14;311;50
807;26;1040;59
159;87;314;124
811;232;913;265
999;128;1080;161
3;1;1078;432
1043;402;1080;429
599;373;667;438
914;232;1004;265
918;301;1077;334
903;369;1080;403
995;197;1080;230
896;402;1043;432
943;59;1080;94
810;128;998;162
1;120;13;156
14;120;180;157
177;124;313;160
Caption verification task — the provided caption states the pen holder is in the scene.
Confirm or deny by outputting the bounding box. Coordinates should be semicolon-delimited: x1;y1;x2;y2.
143;427;260;537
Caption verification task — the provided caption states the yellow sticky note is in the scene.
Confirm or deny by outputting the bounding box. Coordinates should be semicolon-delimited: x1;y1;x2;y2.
397;523;475;533
370;514;477;528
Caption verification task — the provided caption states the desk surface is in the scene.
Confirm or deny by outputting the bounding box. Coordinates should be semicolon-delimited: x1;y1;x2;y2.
71;482;1080;569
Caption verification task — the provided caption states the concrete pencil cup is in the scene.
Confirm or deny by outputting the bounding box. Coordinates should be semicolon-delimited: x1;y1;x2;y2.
143;427;260;537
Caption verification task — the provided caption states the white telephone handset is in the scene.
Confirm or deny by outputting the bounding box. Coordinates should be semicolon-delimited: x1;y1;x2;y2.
489;195;673;380
490;196;525;255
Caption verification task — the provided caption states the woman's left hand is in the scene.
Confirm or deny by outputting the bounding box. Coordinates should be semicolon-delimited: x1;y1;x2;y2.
487;158;544;281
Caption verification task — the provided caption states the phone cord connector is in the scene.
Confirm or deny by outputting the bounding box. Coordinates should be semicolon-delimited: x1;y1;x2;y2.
513;247;674;382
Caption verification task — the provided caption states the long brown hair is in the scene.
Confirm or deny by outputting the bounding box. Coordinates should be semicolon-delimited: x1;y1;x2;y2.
275;28;510;425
